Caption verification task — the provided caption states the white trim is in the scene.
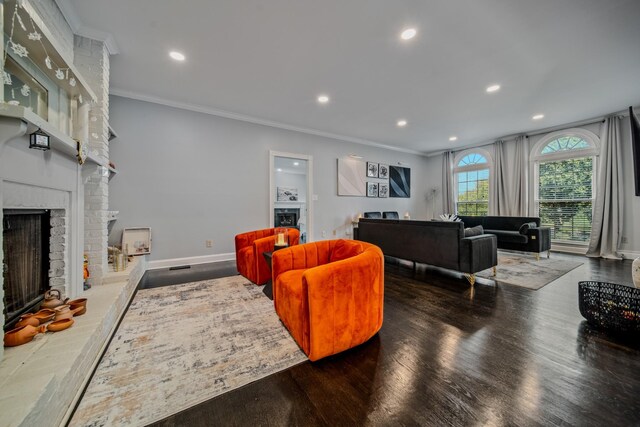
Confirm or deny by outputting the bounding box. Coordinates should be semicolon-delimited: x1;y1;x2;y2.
620;250;640;260
531;128;600;161
146;253;236;270
453;148;493;214
269;151;314;242
109;88;426;156
551;244;588;255
55;0;120;54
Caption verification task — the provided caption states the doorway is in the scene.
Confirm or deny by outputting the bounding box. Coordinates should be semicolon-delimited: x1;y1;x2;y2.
269;151;313;243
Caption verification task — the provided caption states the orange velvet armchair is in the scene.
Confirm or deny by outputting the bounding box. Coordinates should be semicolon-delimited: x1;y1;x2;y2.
235;227;300;285
272;239;384;361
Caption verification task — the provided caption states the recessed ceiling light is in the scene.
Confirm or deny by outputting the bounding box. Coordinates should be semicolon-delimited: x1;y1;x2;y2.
317;95;330;104
397;119;407;127
293;162;299;166
400;28;417;40
486;84;501;93
449;136;458;141
349;154;363;159
169;51;185;61
277;168;283;172
532;114;545;120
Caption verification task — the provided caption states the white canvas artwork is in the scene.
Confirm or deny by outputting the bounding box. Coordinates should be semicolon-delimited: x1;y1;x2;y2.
337;158;366;196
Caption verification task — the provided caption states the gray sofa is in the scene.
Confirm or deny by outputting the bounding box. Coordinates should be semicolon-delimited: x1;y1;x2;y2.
357;218;497;285
457;215;551;259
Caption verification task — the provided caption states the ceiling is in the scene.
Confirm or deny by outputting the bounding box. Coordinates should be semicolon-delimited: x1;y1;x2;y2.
64;0;640;154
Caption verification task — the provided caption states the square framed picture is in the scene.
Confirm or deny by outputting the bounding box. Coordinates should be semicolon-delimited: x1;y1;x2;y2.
277;187;299;201
378;163;389;179
366;162;379;178
122;227;152;255
378;183;389;198
367;182;379;197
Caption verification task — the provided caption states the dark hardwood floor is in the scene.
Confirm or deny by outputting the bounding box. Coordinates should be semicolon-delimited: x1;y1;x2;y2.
145;254;640;427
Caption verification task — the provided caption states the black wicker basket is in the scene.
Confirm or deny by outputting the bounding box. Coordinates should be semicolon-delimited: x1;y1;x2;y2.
578;281;640;335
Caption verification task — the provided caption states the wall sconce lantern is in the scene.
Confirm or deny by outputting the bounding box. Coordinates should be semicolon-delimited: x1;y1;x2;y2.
29;128;50;151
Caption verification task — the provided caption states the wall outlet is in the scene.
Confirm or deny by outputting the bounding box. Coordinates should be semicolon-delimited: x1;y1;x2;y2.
332;230;337;236
621;236;628;244
206;240;213;248
321;230;326;238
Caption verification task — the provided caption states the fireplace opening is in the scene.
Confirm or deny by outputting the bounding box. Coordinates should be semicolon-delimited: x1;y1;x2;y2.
2;209;51;330
274;208;300;228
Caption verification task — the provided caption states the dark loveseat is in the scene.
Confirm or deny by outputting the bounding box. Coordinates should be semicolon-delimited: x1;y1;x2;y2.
357;218;497;285
457;216;551;259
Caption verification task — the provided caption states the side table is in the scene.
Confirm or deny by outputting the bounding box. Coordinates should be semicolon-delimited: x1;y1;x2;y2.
262;244;288;300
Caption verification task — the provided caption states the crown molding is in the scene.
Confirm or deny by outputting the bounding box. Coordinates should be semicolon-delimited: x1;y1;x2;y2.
55;0;120;55
109;88;427;156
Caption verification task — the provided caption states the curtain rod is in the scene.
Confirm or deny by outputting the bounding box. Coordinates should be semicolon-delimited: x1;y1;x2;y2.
425;105;638;157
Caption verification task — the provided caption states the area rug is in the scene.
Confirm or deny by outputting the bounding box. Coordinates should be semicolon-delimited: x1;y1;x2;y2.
477;253;583;290
69;275;306;426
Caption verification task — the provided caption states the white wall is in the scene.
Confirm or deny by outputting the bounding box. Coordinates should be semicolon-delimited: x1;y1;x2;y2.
422;117;640;255
108;96;429;261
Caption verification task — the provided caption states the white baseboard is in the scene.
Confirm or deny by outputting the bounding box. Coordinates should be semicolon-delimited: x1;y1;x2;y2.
620;250;640;260
147;253;236;270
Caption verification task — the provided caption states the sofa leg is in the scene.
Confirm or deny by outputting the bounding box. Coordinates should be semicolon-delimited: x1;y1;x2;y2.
464;274;476;286
547;249;551;259
536;253;540;261
492;266;497;277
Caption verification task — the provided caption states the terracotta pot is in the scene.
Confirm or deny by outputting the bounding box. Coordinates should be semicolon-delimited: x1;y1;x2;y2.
53;305;74;321
47;318;74;332
16;313;40;328
41;289;69;310
68;298;87;316
4;324;45;347
34;309;55;324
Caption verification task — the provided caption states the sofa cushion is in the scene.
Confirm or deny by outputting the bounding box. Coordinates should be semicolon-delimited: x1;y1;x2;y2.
464;225;484;237
329;240;364;263
519;222;538;235
485;229;528;244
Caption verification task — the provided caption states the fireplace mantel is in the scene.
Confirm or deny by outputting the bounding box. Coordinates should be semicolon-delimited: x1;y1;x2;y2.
0;104;104;167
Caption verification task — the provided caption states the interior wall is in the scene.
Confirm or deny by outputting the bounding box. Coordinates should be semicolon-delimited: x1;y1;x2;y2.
423;117;640;256
108;96;429;261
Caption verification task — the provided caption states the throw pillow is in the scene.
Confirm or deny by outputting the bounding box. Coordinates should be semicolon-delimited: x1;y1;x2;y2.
464;225;484;237
519;222;538;235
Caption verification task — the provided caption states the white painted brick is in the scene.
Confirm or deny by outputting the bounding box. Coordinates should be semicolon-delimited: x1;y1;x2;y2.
50;217;65;227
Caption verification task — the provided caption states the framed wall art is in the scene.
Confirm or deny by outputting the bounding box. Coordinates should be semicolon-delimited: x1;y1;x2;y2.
367;182;379;197
378;163;389;179
378;183;389;198
366;162;379;178
389;166;411;198
277;187;299;201
122;227;152;255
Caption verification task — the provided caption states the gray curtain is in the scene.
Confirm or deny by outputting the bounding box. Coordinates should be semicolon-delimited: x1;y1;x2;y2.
513;136;529;216
587;116;624;259
490;140;508;215
442;151;455;214
490;137;529;216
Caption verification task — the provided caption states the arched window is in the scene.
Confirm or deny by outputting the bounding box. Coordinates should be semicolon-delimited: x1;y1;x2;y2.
532;129;599;244
453;149;492;216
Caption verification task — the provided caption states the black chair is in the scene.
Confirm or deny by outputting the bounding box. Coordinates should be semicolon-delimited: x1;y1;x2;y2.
363;212;382;219
383;211;399;219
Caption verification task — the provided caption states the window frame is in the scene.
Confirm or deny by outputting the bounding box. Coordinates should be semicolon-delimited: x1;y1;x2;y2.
453;148;493;216
530;128;600;245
